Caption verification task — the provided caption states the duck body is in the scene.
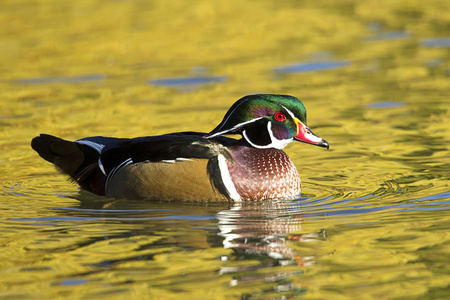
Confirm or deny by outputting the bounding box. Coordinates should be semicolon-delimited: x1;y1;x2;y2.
32;94;328;202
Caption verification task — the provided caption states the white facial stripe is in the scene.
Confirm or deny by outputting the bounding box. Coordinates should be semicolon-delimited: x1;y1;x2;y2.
217;154;241;201
207;117;263;138
243;122;293;149
210;104;298;148
210;103;246;134
280;105;297;121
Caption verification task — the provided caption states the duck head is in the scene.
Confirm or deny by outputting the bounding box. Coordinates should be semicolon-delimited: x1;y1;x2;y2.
206;94;329;150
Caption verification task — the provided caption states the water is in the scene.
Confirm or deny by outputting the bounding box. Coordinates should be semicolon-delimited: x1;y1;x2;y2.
1;0;449;299
150;75;228;91
272;61;350;74
13;74;105;85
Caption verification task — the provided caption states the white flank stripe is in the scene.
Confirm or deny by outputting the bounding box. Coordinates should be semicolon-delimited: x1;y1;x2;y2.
161;158;191;163
175;157;191;161
105;158;133;192
161;160;176;163
98;158;106;175
217;154;241;201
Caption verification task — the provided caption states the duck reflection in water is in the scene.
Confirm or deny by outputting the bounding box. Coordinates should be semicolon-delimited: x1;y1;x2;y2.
216;200;323;266
73;195;323;288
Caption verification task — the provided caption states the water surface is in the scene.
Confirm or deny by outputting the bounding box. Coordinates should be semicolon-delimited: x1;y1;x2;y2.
0;0;449;299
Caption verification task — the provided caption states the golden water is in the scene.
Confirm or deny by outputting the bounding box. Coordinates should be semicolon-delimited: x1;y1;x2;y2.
1;0;449;299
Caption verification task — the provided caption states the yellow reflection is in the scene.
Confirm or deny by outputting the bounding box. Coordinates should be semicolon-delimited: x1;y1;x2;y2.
0;0;449;299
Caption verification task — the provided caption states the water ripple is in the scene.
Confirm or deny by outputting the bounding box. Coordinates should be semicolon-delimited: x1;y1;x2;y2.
421;38;450;48
149;75;227;90
365;30;412;41
368;101;405;108
13;74;105;85
273;60;350;74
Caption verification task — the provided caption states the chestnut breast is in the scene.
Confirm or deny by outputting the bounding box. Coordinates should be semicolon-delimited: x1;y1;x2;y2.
226;146;301;201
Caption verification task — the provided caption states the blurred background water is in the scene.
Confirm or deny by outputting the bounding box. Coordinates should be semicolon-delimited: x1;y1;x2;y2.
0;0;449;299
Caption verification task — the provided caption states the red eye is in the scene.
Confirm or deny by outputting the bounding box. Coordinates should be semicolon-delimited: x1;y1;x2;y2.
274;112;286;122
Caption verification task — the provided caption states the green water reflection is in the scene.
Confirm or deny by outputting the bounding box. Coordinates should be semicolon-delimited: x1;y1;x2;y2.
1;0;449;299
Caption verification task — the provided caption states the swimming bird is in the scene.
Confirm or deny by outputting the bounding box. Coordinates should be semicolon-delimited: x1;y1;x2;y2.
31;94;329;202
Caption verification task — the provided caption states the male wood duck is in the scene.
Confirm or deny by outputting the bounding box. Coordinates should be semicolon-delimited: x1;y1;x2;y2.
31;94;329;202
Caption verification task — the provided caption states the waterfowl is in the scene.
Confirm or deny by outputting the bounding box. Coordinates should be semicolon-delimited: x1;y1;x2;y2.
31;94;329;202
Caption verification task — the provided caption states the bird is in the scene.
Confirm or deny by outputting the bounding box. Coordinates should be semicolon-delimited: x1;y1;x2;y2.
31;94;329;202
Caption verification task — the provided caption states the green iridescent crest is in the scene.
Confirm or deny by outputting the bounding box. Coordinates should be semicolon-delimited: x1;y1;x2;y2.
207;94;307;139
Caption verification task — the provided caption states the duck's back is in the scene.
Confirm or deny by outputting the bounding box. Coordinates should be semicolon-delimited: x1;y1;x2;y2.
32;133;235;202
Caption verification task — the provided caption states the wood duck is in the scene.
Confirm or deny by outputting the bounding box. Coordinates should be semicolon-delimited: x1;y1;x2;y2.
31;94;329;202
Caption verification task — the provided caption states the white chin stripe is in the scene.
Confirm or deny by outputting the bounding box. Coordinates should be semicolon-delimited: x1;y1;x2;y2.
217;154;241;202
267;122;294;149
243;122;293;149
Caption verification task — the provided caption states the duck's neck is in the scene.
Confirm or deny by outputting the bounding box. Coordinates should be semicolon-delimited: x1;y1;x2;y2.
226;142;301;201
